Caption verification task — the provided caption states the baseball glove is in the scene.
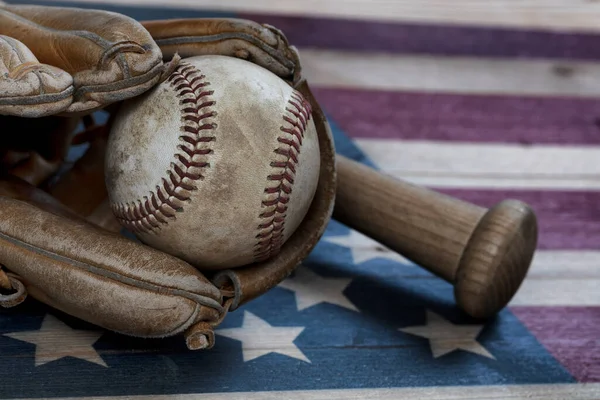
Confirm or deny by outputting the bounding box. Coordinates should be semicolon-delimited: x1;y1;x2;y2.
0;2;336;349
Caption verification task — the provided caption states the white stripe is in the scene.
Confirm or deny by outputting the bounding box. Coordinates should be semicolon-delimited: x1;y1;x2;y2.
324;232;600;306
354;139;600;190
37;0;600;32
511;251;600;306
21;383;600;400
527;251;600;278
511;279;600;306
346;237;600;306
297;50;600;97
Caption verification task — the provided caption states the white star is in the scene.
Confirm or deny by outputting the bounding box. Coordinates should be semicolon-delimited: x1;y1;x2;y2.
215;311;309;363
279;265;359;312
4;314;107;367
399;310;495;359
324;230;410;264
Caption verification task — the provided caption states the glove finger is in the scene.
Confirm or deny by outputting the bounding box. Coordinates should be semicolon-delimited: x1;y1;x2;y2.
0;4;171;115
44;115;122;231
0;35;74;117
0;177;226;349
142;18;298;81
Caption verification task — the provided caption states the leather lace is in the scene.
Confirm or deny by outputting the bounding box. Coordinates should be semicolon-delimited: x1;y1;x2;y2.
0;266;11;291
0;265;27;308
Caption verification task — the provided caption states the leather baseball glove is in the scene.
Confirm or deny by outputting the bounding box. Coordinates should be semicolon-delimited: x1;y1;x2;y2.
0;2;337;350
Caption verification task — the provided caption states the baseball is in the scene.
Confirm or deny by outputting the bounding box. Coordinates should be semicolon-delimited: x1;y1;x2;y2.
105;55;321;270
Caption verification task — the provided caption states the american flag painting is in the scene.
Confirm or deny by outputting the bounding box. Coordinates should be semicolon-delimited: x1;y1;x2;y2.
1;1;599;398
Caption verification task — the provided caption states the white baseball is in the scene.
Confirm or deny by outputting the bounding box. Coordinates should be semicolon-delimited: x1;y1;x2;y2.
105;55;320;270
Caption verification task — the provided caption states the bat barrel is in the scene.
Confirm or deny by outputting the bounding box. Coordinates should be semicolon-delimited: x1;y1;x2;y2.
332;155;538;318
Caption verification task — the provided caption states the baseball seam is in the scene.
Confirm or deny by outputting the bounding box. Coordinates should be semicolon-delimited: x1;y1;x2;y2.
254;91;313;262
111;61;217;233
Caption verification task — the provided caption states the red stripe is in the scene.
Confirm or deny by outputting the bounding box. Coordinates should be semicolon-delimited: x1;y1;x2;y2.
312;87;600;145
512;307;600;382
240;13;600;61
434;189;600;250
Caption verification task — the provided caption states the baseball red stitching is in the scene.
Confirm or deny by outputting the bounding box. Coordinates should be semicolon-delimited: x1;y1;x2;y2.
254;91;313;262
111;61;217;234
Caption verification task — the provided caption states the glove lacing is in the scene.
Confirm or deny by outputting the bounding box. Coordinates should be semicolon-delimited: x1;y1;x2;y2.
0;265;26;308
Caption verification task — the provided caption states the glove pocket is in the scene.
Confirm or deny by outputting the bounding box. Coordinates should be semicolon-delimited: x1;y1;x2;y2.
0;196;225;349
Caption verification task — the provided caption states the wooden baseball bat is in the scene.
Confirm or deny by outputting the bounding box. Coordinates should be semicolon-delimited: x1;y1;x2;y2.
332;154;538;319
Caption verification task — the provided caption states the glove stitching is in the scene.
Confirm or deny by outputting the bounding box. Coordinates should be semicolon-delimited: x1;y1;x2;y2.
110;61;216;234
254;90;313;262
0;86;73;106
154;33;296;71
71;61;162;97
0;35;24;70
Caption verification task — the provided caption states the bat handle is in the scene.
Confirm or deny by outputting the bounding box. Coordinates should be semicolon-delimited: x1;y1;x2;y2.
332;155;538;319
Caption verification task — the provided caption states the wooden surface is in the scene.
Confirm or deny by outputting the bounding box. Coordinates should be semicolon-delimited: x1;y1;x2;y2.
1;1;598;399
13;384;600;400
299;50;600;97
44;0;600;32
354;139;600;190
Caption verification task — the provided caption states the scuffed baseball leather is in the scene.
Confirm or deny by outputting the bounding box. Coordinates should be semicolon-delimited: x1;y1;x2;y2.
0;35;73;117
0;3;172;115
213;78;336;310
142;18;299;82
0;177;225;348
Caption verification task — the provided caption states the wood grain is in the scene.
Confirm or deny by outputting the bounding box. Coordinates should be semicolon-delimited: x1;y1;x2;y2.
41;0;600;32
331;229;600;305
17;383;600;399
333;155;538;318
355;139;600;190
511;250;600;305
311;88;600;145
512;307;600;382
298;50;600;97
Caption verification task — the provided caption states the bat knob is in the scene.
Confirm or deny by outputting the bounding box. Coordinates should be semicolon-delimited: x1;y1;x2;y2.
454;199;538;318
333;156;539;318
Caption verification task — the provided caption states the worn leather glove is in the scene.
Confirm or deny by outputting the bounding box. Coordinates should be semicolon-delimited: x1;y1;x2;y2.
0;2;336;350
